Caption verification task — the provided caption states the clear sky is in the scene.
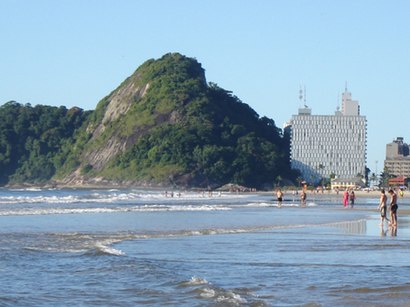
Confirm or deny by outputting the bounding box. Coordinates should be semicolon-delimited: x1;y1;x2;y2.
1;0;409;176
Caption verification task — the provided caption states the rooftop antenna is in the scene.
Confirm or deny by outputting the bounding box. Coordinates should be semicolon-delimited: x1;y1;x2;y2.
336;92;340;111
303;85;308;108
299;85;303;105
345;81;348;92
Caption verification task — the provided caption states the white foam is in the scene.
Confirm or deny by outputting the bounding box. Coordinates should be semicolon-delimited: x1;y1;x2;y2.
0;190;247;205
95;243;125;256
180;276;210;287
246;202;318;208
246;202;275;207
200;287;216;298
215;291;247;304
190;276;209;285
0;204;231;216
192;279;248;304
9;188;42;192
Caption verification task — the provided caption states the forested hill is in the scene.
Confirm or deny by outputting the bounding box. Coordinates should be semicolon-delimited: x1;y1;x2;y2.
0;103;90;185
1;53;298;189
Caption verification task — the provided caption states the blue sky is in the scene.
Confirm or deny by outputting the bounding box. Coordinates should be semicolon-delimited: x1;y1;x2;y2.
1;0;409;176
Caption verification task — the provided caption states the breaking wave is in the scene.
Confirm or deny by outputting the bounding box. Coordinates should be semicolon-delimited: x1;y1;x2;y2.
179;276;252;305
0;189;244;205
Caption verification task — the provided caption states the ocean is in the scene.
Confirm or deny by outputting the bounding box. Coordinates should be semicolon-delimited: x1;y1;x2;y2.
0;188;409;306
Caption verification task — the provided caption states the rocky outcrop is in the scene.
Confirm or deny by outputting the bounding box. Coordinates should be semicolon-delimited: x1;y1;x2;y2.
80;75;151;171
94;82;150;138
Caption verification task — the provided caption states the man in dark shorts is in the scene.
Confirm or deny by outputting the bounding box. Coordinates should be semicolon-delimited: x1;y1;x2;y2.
388;189;398;227
276;188;283;208
300;189;306;207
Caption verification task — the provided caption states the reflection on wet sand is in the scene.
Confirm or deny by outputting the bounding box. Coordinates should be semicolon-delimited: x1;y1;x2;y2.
331;219;367;234
329;218;400;237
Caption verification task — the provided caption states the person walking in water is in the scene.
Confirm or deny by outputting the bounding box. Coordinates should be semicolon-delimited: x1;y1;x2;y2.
349;190;355;208
399;188;404;198
388;189;398;227
276;188;283;208
343;189;349;207
378;189;388;226
300;189;306;207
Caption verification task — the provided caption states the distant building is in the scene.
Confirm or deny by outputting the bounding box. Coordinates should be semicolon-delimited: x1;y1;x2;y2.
384;137;410;178
388;175;407;187
331;177;366;190
288;87;367;184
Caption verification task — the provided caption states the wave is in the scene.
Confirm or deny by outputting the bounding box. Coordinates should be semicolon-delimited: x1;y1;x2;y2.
0;190;246;205
0;204;232;216
121;220;368;240
93;243;125;256
179;276;250;305
246;202;318;207
9;187;43;192
329;283;410;300
22;232;127;256
178;276;210;287
18;219;373;259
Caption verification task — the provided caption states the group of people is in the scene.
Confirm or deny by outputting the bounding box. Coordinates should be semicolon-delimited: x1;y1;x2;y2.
275;187;400;228
276;188;306;207
342;189;356;208
378;188;398;227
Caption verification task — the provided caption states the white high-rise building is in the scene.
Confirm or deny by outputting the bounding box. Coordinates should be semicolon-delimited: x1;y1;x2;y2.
341;89;360;115
289;87;367;184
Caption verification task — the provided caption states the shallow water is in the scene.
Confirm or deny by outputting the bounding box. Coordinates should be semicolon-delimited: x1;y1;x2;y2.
0;188;409;306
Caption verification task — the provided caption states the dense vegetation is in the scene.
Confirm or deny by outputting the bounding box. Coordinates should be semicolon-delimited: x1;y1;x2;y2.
1;53;298;189
105;82;294;188
0;101;90;184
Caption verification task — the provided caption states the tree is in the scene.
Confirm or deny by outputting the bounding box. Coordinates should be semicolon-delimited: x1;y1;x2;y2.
0;102;89;184
275;175;282;187
370;172;377;187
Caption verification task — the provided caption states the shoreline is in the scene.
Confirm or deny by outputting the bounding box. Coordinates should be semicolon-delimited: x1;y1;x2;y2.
273;189;410;199
4;182;409;198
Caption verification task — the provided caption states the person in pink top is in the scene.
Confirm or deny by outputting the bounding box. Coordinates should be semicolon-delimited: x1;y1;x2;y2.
343;189;349;207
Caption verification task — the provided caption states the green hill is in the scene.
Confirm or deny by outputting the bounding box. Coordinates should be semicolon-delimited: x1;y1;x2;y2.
1;53;298;189
0;102;90;185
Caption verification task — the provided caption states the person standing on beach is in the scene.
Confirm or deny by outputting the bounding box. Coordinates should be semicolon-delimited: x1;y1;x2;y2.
378;189;388;225
388;189;398;227
276;188;283;208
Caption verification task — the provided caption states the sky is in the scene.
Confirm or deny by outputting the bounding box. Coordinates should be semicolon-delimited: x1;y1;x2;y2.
1;0;410;176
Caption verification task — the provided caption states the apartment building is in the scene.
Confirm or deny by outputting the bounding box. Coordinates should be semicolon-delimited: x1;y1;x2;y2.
288;88;367;184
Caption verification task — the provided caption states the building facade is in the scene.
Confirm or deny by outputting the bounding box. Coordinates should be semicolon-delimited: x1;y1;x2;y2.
384;137;410;178
288;88;367;184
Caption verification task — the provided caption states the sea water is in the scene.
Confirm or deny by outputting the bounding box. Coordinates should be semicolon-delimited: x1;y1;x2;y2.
0;188;409;306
